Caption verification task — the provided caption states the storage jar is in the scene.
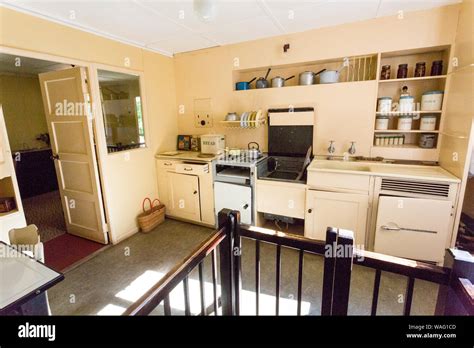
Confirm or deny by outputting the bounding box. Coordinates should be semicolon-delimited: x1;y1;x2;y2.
399;96;415;114
375;116;389;130
419;115;437;131
377;97;392;113
397;115;413;130
419;134;437;148
380;65;391;80
430;60;443;76
397;64;408;78
421;91;443;111
414;62;426;77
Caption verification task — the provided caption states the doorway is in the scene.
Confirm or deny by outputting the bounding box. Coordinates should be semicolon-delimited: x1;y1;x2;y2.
0;53;107;271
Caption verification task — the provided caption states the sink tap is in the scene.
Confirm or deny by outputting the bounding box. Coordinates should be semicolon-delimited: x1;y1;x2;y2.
348;141;356;155
327;141;335;156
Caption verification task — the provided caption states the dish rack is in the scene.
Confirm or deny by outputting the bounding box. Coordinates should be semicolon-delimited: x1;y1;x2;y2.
220;110;267;129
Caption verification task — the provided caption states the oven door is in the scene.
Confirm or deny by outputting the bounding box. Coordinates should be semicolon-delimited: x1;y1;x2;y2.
214;182;252;224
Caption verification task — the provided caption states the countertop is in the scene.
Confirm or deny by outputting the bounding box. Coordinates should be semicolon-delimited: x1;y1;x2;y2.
155;151;218;162
308;158;460;183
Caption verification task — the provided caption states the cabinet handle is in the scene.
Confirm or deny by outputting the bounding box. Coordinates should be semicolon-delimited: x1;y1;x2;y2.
50;154;60;160
381;225;400;231
307;208;312;213
243;204;249;210
164;162;172;166
193;190;198;195
184;167;193;171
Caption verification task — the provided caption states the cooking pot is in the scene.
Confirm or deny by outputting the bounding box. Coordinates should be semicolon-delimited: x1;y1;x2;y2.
271;75;295;88
299;69;326;85
319;70;340;84
256;68;271;89
236;77;256;90
225;112;239;121
247;141;261;159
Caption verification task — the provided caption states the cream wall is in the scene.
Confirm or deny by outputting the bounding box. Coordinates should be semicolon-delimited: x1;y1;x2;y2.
0;6;178;243
0;74;49;151
174;5;460;155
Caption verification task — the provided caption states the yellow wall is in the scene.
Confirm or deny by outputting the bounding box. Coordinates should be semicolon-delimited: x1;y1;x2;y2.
174;5;460;154
0;6;178;242
0;74;49;151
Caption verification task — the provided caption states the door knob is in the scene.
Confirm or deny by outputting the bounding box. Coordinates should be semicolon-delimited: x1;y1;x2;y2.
50;154;60;160
243;204;249;210
193;190;198;195
307;208;313;213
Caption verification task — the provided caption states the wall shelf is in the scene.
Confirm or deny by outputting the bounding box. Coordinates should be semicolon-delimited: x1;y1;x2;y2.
378;75;447;83
374;130;440;134
375;111;442;116
219;119;266;129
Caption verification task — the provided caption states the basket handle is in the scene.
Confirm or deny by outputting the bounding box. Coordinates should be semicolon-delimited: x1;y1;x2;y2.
142;198;153;213
151;199;161;208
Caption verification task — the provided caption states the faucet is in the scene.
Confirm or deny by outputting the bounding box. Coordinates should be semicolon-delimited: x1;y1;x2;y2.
327;141;335;156
348;141;356;155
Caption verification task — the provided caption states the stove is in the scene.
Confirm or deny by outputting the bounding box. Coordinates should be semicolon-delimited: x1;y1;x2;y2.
215;151;267;168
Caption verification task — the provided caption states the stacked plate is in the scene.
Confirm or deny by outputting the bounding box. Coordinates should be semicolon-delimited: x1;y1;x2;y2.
239;110;263;128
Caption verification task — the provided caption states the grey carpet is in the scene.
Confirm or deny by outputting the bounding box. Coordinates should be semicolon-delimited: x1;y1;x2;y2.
48;219;438;316
22;190;66;242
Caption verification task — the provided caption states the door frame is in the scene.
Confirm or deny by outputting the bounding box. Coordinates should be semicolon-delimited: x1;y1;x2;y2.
0;45;117;242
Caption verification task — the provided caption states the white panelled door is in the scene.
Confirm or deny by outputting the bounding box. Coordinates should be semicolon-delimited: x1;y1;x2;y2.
39;67;108;244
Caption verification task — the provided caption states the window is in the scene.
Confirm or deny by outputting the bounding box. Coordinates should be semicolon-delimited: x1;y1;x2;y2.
98;69;146;153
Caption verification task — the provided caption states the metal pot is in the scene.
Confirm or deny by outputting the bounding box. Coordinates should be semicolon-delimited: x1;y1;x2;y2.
236;77;256;90
271;75;295;88
225;112;239;121
247;141;261;159
299;69;326;85
256;68;271;89
320;70;340;84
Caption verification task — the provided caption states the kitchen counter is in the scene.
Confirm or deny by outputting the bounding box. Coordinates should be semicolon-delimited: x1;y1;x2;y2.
155;151;218;162
308;159;460;183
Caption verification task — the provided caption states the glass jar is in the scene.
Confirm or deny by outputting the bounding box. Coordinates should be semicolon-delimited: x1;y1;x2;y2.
375;116;389;130
397;64;408;78
430;60;443;76
380;65;391;80
414;62;426;77
397;115;413;130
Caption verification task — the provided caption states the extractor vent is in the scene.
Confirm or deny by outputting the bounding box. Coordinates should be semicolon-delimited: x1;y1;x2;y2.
380;178;450;197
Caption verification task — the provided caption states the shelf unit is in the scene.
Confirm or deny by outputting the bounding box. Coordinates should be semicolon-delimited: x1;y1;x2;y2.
371;45;451;161
219;118;266;129
233;53;378;91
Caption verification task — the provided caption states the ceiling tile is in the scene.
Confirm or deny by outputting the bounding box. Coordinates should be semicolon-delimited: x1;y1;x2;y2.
147;30;217;53
5;0;184;46
202;14;282;45
267;0;380;33
136;0;268;36
376;0;461;17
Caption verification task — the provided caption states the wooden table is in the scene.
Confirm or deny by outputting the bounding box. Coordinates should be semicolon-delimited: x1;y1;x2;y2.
0;241;64;315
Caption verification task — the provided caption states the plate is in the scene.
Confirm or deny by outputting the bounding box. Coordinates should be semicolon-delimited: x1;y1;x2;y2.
240;112;247;128
248;111;256;128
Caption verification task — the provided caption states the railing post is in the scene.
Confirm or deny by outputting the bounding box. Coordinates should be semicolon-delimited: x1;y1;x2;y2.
230;210;242;316
218;209;234;315
322;227;354;316
435;248;474;315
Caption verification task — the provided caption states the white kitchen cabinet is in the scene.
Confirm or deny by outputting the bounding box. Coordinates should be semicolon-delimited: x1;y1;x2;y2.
256;180;306;219
374;196;453;263
214;182;252;225
305;190;368;245
167;172;201;222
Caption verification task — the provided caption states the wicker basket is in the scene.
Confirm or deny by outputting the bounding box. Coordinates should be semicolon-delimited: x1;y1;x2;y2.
137;198;165;233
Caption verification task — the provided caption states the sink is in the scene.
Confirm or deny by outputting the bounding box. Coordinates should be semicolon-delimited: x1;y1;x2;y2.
311;161;372;172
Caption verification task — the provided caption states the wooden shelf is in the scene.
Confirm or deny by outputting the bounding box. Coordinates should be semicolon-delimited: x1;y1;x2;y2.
373;144;437;149
219;119;266;129
374;130;439;133
378;75;447;83
375;111;442;116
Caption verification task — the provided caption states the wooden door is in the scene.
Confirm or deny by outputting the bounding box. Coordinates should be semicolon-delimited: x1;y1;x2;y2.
167;172;201;222
39;67;108;244
305;190;368;245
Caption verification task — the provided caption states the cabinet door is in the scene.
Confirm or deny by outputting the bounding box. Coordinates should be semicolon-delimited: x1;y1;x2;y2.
167;172;201;222
256;180;306;219
156;160;174;209
305;190;368;245
214;182;252;225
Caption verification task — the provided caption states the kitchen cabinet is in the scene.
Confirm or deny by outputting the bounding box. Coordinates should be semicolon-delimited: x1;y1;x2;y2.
156;160;174;208
256;180;306;219
214;182;252;225
305;190;368;245
167;172;201;222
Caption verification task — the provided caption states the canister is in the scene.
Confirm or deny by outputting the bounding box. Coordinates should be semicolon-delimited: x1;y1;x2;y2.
421;91;444;111
377;97;392;113
399;96;415;114
375;115;389;130
419;115;437;131
397;115;413;130
419;133;437;148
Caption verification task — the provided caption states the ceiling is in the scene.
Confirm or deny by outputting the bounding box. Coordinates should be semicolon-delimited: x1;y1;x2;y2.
2;0;461;56
0;53;70;75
